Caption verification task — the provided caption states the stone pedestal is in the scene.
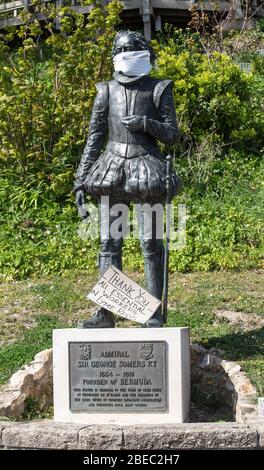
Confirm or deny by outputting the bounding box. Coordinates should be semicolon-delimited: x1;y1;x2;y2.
53;327;190;425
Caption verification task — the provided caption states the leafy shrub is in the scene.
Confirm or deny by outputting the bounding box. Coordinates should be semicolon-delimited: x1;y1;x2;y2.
0;1;122;194
1;151;263;278
152;30;264;154
0;15;263;278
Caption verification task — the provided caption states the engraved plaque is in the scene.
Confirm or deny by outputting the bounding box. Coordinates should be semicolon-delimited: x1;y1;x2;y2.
69;341;167;412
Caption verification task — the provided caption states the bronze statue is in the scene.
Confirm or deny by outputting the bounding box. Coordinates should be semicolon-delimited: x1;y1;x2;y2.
74;31;180;328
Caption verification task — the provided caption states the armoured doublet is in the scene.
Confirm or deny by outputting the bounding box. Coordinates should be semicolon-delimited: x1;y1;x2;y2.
74;74;179;203
107;77;161;158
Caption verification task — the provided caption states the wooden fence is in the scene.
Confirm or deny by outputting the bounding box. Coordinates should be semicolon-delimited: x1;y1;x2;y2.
0;0;263;39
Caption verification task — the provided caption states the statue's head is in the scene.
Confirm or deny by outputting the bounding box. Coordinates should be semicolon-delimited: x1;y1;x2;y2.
112;31;156;65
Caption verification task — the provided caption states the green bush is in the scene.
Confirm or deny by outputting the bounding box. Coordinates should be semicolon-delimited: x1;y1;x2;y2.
152;30;264;154
0;15;263;279
1;151;263;278
0;1;122;193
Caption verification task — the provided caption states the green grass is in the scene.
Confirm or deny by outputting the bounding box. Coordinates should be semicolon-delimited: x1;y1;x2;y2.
0;269;263;395
1;154;263;280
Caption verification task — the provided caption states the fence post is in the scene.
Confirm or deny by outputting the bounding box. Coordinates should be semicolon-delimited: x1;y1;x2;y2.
24;0;29;12
141;0;153;41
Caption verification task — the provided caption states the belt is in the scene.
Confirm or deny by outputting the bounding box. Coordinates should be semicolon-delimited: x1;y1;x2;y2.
106;141;161;159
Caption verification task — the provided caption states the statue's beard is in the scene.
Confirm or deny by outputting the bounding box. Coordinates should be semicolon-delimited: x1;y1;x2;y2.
113;50;152;77
113;72;147;85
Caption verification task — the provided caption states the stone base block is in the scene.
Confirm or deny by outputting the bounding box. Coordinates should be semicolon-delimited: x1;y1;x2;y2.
53;327;190;425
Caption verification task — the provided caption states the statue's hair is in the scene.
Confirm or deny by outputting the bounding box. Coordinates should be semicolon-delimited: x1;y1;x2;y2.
112;30;156;64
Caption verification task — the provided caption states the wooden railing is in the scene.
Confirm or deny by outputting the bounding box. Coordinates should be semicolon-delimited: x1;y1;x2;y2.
0;1;262;38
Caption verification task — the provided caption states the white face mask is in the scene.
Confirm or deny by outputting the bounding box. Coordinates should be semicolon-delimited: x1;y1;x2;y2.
113;50;152;77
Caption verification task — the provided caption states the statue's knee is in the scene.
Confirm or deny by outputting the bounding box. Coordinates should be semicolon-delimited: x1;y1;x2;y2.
140;239;163;258
100;238;122;255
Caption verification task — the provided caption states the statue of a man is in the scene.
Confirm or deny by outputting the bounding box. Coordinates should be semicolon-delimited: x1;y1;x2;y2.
74;31;179;328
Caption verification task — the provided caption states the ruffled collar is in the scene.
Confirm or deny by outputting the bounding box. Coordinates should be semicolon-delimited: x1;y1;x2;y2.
113;71;149;86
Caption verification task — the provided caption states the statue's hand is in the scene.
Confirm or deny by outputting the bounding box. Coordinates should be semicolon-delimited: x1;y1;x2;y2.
75;189;88;219
121;115;145;132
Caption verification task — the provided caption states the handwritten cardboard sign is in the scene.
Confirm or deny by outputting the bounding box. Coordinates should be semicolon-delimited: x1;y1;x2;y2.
87;266;161;324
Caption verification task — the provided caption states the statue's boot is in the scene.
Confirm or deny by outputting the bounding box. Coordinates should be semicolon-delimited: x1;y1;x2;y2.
143;249;164;328
82;307;115;328
81;252;121;329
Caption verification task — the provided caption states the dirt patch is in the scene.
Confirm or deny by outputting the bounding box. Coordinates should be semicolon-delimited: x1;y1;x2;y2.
190;402;232;422
215;310;264;331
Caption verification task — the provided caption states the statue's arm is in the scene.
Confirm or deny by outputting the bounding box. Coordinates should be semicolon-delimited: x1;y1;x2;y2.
145;80;179;145
74;82;109;192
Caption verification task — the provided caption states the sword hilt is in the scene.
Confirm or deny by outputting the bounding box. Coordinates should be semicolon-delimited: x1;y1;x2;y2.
165;154;173;203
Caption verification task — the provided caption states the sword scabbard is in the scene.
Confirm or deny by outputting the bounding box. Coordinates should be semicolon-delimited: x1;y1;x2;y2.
163;154;173;324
